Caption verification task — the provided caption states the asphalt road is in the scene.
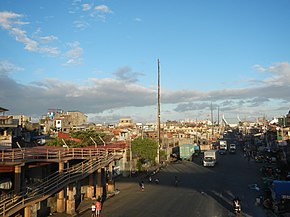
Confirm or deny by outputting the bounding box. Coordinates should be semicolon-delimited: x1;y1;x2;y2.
74;140;275;217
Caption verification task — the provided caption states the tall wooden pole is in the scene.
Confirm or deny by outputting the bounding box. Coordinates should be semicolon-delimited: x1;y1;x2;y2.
157;59;161;164
217;106;220;133
211;101;214;138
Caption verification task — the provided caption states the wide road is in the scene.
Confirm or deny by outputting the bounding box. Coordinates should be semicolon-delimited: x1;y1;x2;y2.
79;141;273;217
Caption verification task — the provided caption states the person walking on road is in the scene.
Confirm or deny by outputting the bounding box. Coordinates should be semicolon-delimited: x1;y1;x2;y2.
174;176;178;187
148;176;152;183
140;180;145;191
95;199;102;217
91;203;96;217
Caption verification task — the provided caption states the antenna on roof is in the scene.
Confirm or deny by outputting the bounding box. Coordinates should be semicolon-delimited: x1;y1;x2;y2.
98;135;106;146
90;136;97;148
61;139;69;148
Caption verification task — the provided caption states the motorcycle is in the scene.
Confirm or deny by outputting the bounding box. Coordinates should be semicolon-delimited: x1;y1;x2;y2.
233;199;241;214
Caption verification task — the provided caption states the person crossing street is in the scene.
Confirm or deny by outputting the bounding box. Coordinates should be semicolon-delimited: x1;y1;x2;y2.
95;198;102;217
91;203;96;217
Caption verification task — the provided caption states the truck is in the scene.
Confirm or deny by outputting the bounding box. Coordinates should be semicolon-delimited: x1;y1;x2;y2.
203;150;219;167
269;180;290;213
219;140;227;155
179;144;195;160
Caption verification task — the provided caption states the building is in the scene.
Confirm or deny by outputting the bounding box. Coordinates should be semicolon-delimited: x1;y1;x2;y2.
118;118;133;128
12;115;31;128
0;107;21;149
67;111;88;127
41;109;88;133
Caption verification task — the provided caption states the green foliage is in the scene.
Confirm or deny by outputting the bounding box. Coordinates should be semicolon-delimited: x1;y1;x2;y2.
71;130;107;146
131;137;158;163
160;149;167;162
46;138;63;147
46;130;108;148
45;138;86;148
136;160;143;171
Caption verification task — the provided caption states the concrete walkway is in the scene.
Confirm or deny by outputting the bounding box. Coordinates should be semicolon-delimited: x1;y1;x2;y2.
50;174;149;217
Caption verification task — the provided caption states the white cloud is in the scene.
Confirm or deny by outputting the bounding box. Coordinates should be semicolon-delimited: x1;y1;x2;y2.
82;4;92;11
0;60;23;75
1;60;290;122
63;41;83;65
89;5;113;21
253;64;266;72
0;11;25;29
39;35;58;43
94;5;113;13
0;11;60;56
254;62;290;86
135;18;142;22
73;20;90;30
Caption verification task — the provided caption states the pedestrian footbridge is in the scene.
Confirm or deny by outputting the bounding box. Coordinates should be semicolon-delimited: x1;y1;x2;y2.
0;144;126;217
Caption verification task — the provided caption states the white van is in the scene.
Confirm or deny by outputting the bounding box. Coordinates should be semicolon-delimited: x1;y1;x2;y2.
229;143;236;153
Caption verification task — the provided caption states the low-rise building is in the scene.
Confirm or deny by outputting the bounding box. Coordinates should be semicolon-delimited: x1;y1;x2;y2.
118;118;133;128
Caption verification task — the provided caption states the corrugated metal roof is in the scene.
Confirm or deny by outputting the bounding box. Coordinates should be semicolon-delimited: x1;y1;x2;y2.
0;107;9;113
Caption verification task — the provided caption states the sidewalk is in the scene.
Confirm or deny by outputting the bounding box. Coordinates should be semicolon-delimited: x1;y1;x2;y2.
50;175;142;217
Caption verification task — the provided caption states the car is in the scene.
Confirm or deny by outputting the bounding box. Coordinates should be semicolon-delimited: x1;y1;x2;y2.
229;143;236;154
219;149;226;155
230;143;236;149
229;147;236;154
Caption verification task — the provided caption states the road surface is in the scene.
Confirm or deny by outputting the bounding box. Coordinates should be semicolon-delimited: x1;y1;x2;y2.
72;142;274;217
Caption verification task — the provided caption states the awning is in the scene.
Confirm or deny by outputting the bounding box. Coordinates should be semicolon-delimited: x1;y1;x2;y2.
254;133;262;137
0;107;9;113
270;180;290;200
277;140;288;146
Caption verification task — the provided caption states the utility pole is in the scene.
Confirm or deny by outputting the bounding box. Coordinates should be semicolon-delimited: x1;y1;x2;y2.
129;134;132;177
157;59;161;164
211;101;214;139
217;106;220;131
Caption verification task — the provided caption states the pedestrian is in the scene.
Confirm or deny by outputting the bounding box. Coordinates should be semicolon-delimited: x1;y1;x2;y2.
97;196;102;204
174;176;178;187
141;181;144;191
155;178;159;184
247;154;251;162
91;203;96;217
95;199;102;217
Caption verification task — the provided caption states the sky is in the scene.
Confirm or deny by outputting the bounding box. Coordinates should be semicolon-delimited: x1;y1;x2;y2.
1;0;290;124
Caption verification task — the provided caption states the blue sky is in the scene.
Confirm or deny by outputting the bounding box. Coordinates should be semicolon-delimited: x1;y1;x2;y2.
1;0;290;124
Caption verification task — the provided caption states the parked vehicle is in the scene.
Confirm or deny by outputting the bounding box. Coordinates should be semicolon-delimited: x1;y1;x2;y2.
203;150;219;167
269;180;290;213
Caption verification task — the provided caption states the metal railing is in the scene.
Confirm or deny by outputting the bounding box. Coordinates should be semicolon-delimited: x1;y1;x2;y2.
0;147;115;162
0;147;124;216
0;151;121;216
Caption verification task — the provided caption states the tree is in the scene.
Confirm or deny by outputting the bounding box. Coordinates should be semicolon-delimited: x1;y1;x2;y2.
46;130;109;148
131;137;158;165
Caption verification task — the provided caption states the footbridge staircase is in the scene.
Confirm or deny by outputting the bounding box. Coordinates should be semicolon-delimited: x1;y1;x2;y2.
0;146;125;217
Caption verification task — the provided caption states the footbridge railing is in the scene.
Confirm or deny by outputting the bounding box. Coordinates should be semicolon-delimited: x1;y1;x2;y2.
0;146;124;163
0;149;122;216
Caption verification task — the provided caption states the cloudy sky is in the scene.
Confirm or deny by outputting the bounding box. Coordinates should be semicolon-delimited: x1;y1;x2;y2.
1;0;290;124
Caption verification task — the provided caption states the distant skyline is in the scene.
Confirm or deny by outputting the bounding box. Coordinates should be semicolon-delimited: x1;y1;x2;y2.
1;0;290;124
